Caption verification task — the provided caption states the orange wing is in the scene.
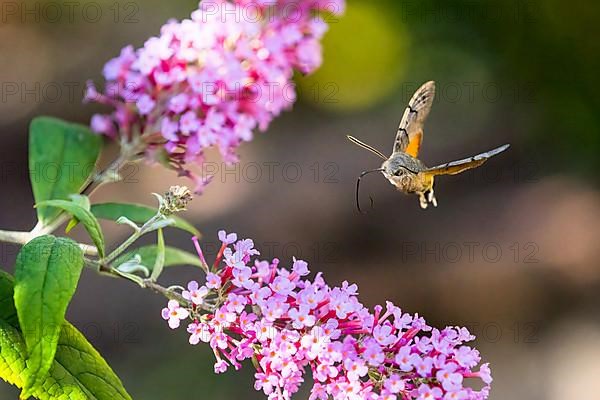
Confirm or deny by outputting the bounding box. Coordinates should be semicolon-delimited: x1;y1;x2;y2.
424;144;510;176
404;131;422;158
393;81;435;157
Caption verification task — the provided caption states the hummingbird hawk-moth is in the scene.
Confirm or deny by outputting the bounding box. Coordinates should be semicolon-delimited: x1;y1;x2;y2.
348;81;510;211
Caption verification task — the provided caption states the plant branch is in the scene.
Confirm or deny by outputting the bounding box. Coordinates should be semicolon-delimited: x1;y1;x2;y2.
0;229;98;256
142;280;187;303
0;230;33;245
84;256;204;310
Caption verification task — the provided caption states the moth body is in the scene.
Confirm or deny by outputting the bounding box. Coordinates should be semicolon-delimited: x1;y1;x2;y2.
382;152;436;209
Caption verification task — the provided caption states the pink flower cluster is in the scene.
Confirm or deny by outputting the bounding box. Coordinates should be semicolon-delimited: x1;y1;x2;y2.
162;231;492;400
87;0;344;192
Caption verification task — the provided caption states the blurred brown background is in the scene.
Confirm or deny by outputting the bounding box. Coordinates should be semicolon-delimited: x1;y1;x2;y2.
1;0;600;398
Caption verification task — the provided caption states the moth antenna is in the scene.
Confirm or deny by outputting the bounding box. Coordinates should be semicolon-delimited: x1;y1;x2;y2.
356;168;384;214
347;135;387;160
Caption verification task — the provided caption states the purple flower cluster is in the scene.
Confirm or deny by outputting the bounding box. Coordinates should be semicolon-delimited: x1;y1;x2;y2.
162;231;492;400
87;0;344;192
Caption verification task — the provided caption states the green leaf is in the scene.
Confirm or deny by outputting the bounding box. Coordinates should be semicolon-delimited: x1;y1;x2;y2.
29;117;102;226
14;236;84;394
0;271;18;327
45;322;132;399
91;202;200;237
115;256;150;278
64;195;91;234
114;216;140;232
69;195;92;211
115;245;203;272
150;229;166;281
0;319;29;393
36;200;105;258
0;272;132;400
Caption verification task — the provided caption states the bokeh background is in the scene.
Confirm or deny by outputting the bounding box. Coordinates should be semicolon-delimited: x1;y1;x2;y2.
1;0;600;398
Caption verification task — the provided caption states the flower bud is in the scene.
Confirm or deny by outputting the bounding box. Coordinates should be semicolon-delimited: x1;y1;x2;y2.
160;186;193;215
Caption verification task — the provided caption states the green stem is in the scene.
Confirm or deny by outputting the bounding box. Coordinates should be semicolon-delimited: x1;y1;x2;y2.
102;214;164;265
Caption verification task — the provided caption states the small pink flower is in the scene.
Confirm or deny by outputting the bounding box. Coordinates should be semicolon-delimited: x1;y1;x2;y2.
379;390;398;400
270;276;295;296
436;363;464;392
235;339;255;361
83;82;101;103
182;281;209;305
234;239;259;257
309;383;328;400
417;384;443;400
477;363;493;385
224;248;247;270
160;118;179;141
292;257;309;276
296;38;323;74
384;374;405;394
214;359;228;374
363;339;385;366
322;319;341;340
232;266;254;288
374;322;398;346
255;372;278;395
412;355;434;378
213;306;236;329
206;272;222;289
136;94;155;115
161;300;189;329
288;305;316;329
300;326;328;360
443;390;468;400
169;93;189;113
218;230;238;244
315;363;338;382
90;114;114;136
254;321;277;343
395;346;413;372
180;111;200;135
210;331;229;350
226;293;248;313
454;346;480;368
344;358;368;381
187;322;210;345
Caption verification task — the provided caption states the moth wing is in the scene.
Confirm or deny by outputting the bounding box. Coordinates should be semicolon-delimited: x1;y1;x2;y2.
423;144;510;176
393;81;436;157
